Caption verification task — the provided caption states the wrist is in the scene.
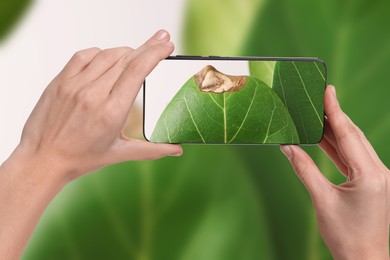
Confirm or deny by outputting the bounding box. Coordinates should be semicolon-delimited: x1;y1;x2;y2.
0;145;69;259
3;144;71;188
333;245;389;260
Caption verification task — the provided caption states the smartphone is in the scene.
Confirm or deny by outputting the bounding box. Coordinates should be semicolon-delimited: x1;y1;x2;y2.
143;56;326;145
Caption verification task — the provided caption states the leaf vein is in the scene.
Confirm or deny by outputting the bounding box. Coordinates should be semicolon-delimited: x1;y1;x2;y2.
314;62;325;81
183;97;206;143
292;61;323;127
267;125;288;139
208;93;223;110
228;82;259;143
263;94;277;143
278;63;288;108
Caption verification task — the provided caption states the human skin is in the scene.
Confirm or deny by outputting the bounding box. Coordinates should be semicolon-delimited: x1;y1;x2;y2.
0;30;182;259
281;86;390;260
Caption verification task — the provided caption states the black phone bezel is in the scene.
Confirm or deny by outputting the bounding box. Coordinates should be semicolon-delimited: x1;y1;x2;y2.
143;56;327;145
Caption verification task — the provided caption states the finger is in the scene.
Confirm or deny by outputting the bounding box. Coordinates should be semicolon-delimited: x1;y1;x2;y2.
118;30;171;68
143;29;171;47
324;85;376;174
59;47;102;78
348;117;389;173
110;41;174;110
305;91;382;177
323;118;348;168
82;30;169;81
281;145;333;201
107;139;182;163
79;47;132;81
94;30;171;93
319;138;349;176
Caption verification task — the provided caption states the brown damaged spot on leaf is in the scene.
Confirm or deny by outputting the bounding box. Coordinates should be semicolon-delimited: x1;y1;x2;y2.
194;65;247;93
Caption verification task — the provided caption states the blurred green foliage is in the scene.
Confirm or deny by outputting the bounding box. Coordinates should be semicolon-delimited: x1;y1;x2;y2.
0;0;32;42
24;148;276;259
23;0;390;259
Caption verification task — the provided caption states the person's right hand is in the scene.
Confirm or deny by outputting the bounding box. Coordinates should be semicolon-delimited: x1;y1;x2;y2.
281;86;389;260
0;31;183;260
9;30;182;183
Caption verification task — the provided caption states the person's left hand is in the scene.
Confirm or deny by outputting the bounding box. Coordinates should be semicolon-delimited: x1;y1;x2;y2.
14;29;182;181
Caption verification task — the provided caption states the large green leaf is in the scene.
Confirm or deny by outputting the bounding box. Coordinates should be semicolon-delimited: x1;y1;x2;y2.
23;147;275;260
150;75;299;144
271;60;326;144
249;60;326;144
183;0;265;55
0;0;32;42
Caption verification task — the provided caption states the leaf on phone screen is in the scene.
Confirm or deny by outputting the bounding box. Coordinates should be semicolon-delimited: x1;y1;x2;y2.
249;61;276;87
272;61;326;144
150;65;299;144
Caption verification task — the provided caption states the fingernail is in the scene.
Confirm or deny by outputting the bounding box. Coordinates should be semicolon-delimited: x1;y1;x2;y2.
280;145;293;159
169;148;183;156
154;30;168;40
330;85;336;97
163;41;174;47
170;152;182;157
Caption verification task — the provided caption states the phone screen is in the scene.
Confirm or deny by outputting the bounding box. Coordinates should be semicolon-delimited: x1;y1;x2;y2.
144;57;326;144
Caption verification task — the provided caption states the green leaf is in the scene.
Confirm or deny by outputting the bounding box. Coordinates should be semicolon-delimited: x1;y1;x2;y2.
183;0;266;55
150;75;299;144
23;147;275;260
271;61;326;144
0;0;32;42
249;61;275;87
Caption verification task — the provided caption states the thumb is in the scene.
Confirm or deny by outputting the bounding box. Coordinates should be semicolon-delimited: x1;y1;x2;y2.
107;139;183;164
281;145;332;202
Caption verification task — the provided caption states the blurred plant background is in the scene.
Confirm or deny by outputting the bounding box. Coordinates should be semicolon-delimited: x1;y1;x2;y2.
1;0;389;259
0;0;31;42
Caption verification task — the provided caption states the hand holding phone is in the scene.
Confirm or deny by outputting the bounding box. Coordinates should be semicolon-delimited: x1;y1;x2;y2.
144;56;326;145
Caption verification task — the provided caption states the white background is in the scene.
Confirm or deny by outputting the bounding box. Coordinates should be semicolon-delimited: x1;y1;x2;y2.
0;0;186;162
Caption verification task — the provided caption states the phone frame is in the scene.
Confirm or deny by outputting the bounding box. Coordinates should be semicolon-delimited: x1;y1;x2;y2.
143;55;327;145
